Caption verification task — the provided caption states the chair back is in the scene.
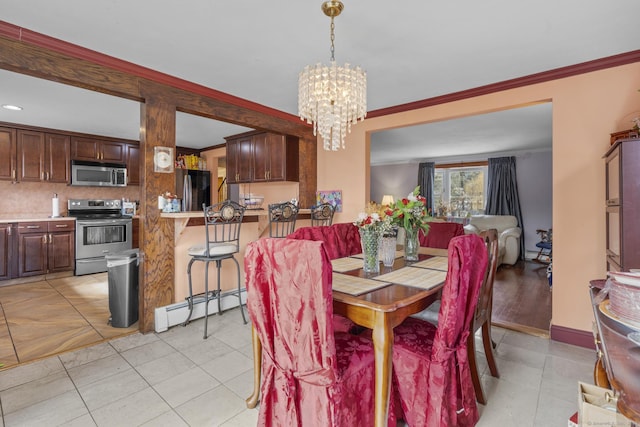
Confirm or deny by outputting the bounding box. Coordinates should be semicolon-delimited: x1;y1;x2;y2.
418;221;465;249
268;201;299;237
474;228;499;331
244;238;337;425
202;200;245;257
311;202;335;226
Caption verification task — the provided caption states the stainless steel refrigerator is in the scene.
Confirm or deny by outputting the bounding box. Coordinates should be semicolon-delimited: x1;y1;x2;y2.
176;169;211;212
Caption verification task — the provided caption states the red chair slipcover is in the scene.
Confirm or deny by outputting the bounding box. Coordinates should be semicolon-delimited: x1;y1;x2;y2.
392;234;488;427
419;221;465;249
245;238;385;426
287;222;362;260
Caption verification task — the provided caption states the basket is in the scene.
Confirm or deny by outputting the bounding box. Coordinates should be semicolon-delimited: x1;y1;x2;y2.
240;194;264;210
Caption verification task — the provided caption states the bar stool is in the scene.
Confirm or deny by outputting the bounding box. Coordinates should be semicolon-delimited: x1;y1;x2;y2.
310;202;335;226
268;201;298;237
183;200;246;339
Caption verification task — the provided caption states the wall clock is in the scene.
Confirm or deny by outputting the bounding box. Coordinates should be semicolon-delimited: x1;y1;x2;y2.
154;146;174;173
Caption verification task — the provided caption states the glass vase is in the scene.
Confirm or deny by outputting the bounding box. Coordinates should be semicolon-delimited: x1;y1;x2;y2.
359;228;381;273
404;224;420;261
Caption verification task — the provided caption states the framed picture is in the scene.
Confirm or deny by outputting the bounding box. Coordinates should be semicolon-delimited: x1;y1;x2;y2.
316;190;342;212
154;146;174;173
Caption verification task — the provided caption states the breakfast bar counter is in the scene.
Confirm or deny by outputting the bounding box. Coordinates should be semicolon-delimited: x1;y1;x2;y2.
160;209;312;302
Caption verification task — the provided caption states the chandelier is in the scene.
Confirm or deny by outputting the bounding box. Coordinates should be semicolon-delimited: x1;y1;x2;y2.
298;0;367;151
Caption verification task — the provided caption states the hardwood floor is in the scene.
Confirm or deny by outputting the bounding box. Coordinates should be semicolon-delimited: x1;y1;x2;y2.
0;273;137;370
492;259;552;337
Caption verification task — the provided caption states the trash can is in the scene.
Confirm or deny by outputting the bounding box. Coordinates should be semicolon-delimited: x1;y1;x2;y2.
106;249;140;328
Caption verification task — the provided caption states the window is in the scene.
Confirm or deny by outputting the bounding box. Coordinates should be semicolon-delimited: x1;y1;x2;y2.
433;165;487;217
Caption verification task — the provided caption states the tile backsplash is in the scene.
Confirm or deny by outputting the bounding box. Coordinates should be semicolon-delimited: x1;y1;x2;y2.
0;181;140;219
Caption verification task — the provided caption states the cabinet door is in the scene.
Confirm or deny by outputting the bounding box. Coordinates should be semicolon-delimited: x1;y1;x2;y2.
45;133;70;183
253;133;269;182
18;232;48;277
0;223;15;280
101;140;126;163
226;140;239;184
48;231;75;273
237;137;253;183
71;137;100;161
0;127;17;181
126;143;140;185
17;130;45;182
267;134;287;181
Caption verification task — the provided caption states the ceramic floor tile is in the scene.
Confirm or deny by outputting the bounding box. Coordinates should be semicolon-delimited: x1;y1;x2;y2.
152;366;219;408
175;385;247;427
120;339;177;367
3;389;89;427
476;376;539;427
140;410;189;427
0;357;65;391
0;370;75;414
534;390;578;427
77;368;149;411
220;407;260;427
67;353;132;388
134;351;197;386
90;387;172;427
200;350;253;384
58;342;118;370
177;336;234;366
109;331;161;353
223;368;257;400
493;341;547;370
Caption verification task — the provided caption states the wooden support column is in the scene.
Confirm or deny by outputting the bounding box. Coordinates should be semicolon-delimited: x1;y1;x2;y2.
138;85;176;333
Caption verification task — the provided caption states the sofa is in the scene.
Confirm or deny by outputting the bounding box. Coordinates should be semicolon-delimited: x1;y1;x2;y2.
464;215;522;265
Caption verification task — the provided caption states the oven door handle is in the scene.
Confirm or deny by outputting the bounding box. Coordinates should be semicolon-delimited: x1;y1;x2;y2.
76;219;132;227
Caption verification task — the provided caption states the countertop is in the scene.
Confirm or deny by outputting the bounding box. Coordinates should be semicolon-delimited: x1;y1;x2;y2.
0;216;76;224
160;208;311;219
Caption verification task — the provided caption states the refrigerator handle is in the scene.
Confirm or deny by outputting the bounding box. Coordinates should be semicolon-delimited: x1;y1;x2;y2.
187;174;193;211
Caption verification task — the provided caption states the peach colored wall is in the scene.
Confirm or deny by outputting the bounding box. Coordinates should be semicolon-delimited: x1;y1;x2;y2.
319;62;640;334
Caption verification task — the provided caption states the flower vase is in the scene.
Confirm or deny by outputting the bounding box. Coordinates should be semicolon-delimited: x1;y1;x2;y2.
359;228;381;273
404;224;420;261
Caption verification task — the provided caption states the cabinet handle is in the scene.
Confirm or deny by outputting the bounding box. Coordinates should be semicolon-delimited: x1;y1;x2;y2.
41;171;44;180
46;172;49;181
26;225;41;229
7;226;11;236
54;224;69;228
49;234;52;244
42;235;47;244
12;169;16;180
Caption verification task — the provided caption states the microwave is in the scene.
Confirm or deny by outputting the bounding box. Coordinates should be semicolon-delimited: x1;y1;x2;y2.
71;160;127;187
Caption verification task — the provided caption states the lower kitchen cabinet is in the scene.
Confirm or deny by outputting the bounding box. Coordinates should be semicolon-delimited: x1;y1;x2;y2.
0;223;17;280
17;220;75;277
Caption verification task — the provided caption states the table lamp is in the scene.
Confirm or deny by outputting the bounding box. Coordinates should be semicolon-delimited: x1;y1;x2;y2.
381;195;394;206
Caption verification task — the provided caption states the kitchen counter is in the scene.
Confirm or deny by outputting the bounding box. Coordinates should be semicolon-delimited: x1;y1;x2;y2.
160;208;312;302
0;216;75;223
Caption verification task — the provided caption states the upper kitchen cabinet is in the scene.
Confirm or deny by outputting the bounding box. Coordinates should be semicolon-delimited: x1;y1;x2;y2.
125;143;140;185
71;136;126;163
0;127;17;181
17;130;70;183
226;131;298;184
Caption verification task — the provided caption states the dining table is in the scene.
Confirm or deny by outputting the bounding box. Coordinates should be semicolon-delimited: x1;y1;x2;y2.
245;246;449;427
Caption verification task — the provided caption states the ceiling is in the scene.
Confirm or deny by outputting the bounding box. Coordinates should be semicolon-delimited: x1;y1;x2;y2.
0;1;638;165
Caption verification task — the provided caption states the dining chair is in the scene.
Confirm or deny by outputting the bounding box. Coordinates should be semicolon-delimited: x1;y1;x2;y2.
468;228;500;405
244;238;390;426
391;234;488;427
310;202;335;226
418;221;465;249
183;201;246;339
267;201;298;237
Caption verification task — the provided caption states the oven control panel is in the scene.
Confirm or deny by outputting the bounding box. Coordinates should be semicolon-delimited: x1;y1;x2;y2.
68;199;122;210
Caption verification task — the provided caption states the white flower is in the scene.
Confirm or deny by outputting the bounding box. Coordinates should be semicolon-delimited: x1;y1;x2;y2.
407;191;418;202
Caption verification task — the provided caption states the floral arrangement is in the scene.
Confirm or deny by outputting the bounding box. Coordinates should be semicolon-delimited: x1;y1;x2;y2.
353;211;384;230
385;186;432;233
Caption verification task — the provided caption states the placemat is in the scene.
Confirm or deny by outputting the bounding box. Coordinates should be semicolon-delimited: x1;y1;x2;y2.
351;250;403;260
412;256;448;271
331;257;365;272
374;267;446;290
332;273;391;296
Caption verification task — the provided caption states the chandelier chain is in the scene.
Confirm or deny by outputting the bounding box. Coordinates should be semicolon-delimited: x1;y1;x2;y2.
330;17;335;62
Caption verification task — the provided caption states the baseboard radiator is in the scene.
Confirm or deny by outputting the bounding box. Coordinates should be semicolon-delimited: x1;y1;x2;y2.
154;289;247;333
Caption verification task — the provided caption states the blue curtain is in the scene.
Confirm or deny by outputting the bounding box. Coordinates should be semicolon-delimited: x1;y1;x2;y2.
486;156;525;259
417;162;435;214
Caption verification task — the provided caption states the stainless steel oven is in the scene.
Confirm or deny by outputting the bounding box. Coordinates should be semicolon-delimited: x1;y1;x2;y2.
68;199;132;275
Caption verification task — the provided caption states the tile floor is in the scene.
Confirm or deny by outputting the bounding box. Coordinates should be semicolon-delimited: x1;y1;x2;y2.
0;306;596;426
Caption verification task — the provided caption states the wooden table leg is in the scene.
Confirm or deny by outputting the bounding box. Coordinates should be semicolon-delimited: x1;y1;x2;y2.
246;325;262;408
371;314;393;427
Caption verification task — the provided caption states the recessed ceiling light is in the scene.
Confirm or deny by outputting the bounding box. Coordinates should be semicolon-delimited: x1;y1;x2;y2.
2;104;23;111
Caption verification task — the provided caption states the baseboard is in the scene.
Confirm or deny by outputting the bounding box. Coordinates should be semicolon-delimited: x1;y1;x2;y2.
154;289;247;333
550;324;595;350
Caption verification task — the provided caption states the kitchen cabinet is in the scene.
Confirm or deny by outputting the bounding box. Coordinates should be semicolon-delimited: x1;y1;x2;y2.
71;136;126;163
0;223;17;281
226;131;298;184
17;220;75;277
125;143;140;185
17;130;70;183
0;127;17;181
605;137;640;271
